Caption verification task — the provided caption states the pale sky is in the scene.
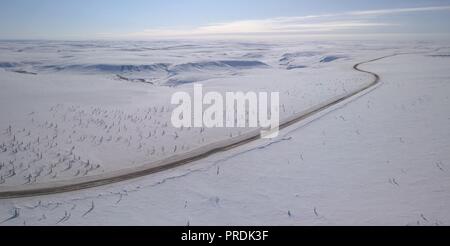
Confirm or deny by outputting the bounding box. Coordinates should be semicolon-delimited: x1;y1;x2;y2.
1;0;450;39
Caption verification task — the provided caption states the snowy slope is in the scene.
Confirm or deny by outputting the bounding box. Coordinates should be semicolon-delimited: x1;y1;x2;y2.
0;48;449;225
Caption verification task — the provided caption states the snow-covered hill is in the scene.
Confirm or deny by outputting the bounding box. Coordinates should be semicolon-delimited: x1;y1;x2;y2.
0;40;449;225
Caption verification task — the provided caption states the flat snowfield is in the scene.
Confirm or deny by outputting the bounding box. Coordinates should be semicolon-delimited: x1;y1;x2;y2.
0;40;449;225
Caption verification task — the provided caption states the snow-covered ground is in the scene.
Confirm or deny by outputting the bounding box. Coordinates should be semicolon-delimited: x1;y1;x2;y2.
0;40;380;186
0;40;449;225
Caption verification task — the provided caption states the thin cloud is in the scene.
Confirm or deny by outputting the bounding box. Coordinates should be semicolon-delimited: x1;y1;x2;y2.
349;5;450;16
105;5;450;39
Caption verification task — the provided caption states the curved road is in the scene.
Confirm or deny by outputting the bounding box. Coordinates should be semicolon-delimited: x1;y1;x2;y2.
0;54;397;199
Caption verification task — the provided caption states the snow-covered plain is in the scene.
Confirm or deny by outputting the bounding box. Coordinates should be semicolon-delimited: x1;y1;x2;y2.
0;40;378;186
0;40;449;225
